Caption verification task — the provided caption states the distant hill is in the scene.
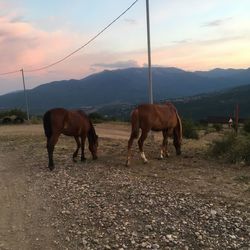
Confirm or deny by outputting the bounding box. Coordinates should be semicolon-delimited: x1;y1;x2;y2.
173;84;250;120
96;84;250;121
0;67;250;115
194;68;247;78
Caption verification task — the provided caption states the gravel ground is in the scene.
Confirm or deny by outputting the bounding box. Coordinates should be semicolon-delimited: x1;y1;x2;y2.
0;124;249;249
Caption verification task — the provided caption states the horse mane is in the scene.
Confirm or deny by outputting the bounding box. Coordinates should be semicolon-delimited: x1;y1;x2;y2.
164;101;177;111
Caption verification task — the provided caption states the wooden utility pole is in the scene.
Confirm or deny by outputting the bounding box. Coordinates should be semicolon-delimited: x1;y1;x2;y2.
146;0;153;104
20;69;30;121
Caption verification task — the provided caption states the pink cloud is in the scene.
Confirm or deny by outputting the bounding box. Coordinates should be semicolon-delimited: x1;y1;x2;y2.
0;14;84;75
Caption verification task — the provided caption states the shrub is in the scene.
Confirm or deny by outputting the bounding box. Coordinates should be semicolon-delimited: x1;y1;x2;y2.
88;112;105;123
229;135;250;164
0;108;26;119
30;116;42;124
182;119;199;139
213;123;223;132
209;132;236;157
208;132;250;165
243;119;250;133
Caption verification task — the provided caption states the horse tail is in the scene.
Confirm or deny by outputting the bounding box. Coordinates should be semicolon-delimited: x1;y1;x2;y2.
130;108;140;138
173;110;182;155
87;119;98;144
43;110;52;139
175;111;182;142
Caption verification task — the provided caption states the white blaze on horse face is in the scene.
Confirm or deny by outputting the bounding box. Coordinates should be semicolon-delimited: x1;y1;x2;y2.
141;152;148;163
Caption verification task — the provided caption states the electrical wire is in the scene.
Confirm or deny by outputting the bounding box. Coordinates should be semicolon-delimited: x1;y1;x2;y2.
0;0;139;75
0;69;21;76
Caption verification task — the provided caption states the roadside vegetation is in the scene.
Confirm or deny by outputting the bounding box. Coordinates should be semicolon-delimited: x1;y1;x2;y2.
208;121;250;165
0;108;26;119
182;118;199;139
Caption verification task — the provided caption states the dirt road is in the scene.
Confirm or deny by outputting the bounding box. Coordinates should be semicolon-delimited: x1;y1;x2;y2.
0;123;249;249
0;136;56;249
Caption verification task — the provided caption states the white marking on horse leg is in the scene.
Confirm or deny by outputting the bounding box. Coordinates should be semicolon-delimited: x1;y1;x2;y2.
126;155;131;166
160;149;164;159
141;152;148;163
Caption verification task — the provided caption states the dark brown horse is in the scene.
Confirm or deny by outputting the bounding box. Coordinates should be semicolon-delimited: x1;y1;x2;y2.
43;108;98;170
126;102;182;166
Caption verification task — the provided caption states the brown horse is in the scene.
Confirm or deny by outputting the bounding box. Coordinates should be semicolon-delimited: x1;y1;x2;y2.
43;108;98;170
126;102;182;166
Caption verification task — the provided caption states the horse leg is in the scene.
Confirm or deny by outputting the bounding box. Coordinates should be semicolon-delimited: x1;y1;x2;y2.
47;133;60;171
174;128;181;155
73;136;80;162
138;129;149;164
126;132;137;166
160;130;169;159
80;134;87;162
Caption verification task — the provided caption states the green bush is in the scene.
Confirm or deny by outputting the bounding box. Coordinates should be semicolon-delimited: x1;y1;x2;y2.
209;132;236;156
182;119;199;139
243;119;250;133
30;116;42;124
0;109;26;119
209;132;250;165
88;112;105;123
213;123;223;132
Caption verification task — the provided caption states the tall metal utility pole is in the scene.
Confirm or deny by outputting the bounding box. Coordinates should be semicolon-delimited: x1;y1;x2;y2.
20;69;30;121
146;0;153;104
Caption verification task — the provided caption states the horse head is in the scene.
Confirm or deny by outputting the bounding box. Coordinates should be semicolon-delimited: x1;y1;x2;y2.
89;133;98;160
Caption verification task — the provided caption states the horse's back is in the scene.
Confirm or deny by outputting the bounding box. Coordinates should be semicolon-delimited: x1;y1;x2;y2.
135;103;179;130
47;108;68;121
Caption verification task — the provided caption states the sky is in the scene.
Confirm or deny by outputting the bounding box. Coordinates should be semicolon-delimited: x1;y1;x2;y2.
0;0;250;94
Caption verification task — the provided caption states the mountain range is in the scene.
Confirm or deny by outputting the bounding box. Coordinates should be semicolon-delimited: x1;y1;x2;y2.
0;67;250;118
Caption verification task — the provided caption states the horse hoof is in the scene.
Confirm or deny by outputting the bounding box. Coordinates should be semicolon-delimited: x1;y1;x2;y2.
81;157;86;162
125;161;130;167
143;160;148;164
48;165;54;171
73;157;77;162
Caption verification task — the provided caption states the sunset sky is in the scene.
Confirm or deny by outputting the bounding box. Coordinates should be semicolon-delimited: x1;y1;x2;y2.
0;0;250;94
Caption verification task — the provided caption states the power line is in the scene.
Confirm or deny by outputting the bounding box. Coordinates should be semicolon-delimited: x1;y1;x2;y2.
0;69;21;76
0;0;139;75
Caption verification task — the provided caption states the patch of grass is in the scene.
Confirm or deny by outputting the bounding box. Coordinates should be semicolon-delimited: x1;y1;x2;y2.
209;132;236;156
208;132;250;165
212;123;223;132
30;116;42;124
243;119;250;133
